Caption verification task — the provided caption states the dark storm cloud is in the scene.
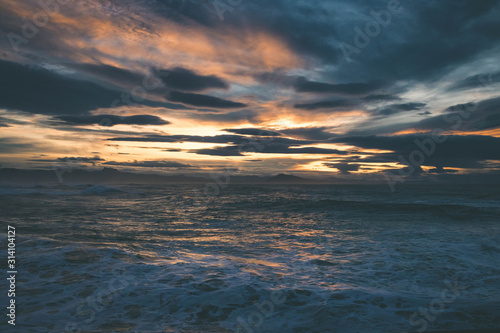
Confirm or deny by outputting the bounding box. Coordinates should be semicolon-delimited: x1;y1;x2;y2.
190;110;259;123
427;166;458;174
362;94;401;101
0;116;28;127
108;134;247;144
390;103;426;111
268;146;347;155
445;95;500;117
294;78;382;95
0;138;36;153
155;67;228;91
252;71;296;87
337;151;486;171
195;146;244;157
414;96;500;132
69;63;146;87
324;163;361;174
255;144;347;155
330;134;500;169
150;0;342;62
2;0;500;179
280;127;338;140
0;60;169;115
143;0;219;27
107;133;349;156
239;1;342;63
5;0;500;90
294;98;359;110
223;128;282;136
31;157;194;171
156;0;500;88
54;115;170;126
108;134;307;146
335;154;398;164
108;135;179;143
148;0;500;83
374;102;426;116
330;134;500;159
45;126;160;137
0;4;71;56
167;91;247;108
332;0;500;83
447;71;500;91
194;144;348;156
56;156;104;163
30;156;104;164
103;160;192;168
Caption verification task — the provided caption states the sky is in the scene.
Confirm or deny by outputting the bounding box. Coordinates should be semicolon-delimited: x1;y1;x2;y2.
0;0;499;181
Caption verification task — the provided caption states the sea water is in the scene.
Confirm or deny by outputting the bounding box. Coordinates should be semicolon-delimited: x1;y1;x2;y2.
0;184;499;332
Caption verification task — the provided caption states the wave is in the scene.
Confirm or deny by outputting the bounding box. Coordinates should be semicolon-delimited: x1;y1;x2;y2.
221;197;499;220
0;184;127;195
80;185;125;195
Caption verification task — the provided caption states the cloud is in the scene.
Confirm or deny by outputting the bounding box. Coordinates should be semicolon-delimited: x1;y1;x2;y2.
414;96;500;132
190;110;260;123
330;134;500;169
331;0;500;83
280;127;337;140
0;137;37;153
362;94;401;101
108;134;302;145
107;133;348;156
393;103;427;111
0;60;169;115
294;78;382;95
69;63;147;87
324;163;361;174
30;156;192;169
54;115;170;126
447;71;500;91
56;156;104;163
223;128;282;136
30;156;105;165
108;134;243;144
155;67;228;91
167;91;247;108
294;98;359;110
0;116;28;127
195;146;244;156
194;143;348;156
146;0;342;63
103;160;192;168
374;102;426;116
1;0;500;179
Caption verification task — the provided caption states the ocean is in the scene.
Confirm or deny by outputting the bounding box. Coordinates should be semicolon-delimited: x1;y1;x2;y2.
1;184;499;332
